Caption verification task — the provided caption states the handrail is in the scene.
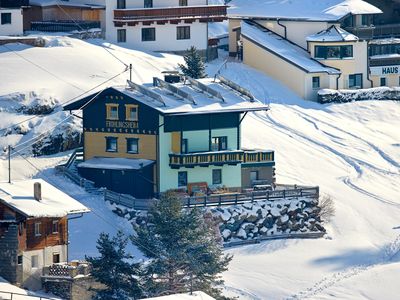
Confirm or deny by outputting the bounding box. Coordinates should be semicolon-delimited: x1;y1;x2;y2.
0;290;53;300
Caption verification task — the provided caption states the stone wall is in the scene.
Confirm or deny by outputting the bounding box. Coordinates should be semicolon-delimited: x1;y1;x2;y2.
0;224;18;283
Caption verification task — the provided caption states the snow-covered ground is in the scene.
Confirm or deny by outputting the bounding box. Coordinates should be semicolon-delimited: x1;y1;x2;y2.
1;37;400;299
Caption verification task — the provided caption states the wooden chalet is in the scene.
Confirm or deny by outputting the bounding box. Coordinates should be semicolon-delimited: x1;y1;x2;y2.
0;179;89;290
64;76;276;200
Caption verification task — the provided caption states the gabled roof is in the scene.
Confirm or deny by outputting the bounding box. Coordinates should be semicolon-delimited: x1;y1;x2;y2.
241;21;341;75
307;25;358;42
63;78;270;116
228;0;382;21
0;179;90;218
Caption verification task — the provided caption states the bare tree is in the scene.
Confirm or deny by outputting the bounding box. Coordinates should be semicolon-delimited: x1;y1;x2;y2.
318;194;335;222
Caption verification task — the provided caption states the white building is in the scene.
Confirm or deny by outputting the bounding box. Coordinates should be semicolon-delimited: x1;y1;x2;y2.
227;0;383;101
0;0;25;36
105;0;227;54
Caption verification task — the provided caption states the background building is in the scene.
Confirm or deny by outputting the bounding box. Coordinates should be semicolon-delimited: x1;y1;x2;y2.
0;0;27;36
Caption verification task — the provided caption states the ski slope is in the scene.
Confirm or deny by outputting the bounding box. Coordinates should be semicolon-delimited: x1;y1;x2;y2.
0;37;400;299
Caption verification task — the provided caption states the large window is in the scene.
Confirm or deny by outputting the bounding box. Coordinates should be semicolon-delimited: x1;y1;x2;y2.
212;169;222;185
369;43;400;56
144;0;153;8
315;45;353;59
177;26;191;40
361;15;373;26
178;171;188;187
312;76;320;89
125;104;138;121
106;137;118;152
142;28;155;41
106;104;119;120
117;29;126;43
1;13;11;25
126;138;139;154
117;0;126;9
211;136;227;151
348;73;363;89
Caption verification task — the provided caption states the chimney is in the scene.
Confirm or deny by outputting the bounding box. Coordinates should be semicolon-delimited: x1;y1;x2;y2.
34;182;42;201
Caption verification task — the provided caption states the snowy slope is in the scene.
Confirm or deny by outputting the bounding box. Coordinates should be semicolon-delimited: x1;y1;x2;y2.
1;38;400;300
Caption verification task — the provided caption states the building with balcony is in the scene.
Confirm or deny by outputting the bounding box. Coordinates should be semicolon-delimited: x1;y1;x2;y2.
0;179;89;290
105;0;227;54
0;0;28;35
227;0;384;100
63;76;275;198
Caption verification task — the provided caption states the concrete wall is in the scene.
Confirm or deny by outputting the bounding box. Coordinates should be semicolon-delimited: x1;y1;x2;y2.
228;18;241;54
21;245;67;290
309;41;371;89
0;8;23;35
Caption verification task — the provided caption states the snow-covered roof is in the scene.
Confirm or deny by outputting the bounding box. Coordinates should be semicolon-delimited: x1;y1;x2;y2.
307;25;358;42
228;0;382;21
29;0;104;9
144;291;215;300
64;78;270;116
78;157;155;170
369;38;400;45
0;179;90;218
208;21;229;39
241;22;341;75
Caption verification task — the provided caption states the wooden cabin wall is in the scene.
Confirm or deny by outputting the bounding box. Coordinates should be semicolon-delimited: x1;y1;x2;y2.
24;217;67;251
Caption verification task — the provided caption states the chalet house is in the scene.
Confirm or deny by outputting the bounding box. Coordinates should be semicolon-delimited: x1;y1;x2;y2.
63;76;275;198
105;0;227;55
0;0;28;35
24;0;105;32
0;179;89;290
227;0;386;100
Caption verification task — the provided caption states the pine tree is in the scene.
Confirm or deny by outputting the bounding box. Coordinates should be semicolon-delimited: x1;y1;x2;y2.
86;231;142;300
178;46;207;79
132;192;232;299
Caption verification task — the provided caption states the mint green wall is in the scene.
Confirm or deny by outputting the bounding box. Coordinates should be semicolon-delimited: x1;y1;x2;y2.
158;116;242;192
182;127;239;152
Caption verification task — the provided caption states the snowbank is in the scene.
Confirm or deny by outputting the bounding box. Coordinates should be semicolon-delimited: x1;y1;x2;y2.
318;87;400;103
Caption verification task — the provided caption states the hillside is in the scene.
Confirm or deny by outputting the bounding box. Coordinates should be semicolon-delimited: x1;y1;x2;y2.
0;37;400;299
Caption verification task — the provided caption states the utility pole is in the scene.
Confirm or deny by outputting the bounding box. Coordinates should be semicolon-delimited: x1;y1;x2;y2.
129;64;132;81
8;145;11;183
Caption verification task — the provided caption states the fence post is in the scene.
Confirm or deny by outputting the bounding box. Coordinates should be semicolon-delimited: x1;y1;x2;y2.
187;197;190;208
283;190;286;199
235;194;238;205
219;195;221;206
267;190;269;201
251;192;254;203
204;196;207;207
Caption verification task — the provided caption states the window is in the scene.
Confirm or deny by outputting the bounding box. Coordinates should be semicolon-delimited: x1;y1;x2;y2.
106;104;119;120
17;255;23;265
1;13;11;25
142;28;155;41
53;253;60;264
117;0;126;9
34;223;41;237
362;15;373;26
250;171;259;183
211;136;227;151
125;104;138;121
126;138;139;153
117;29;126;43
106;137;118;152
380;77;387;86
212;169;222;185
182;139;188;154
52;220;59;234
31;255;39;268
177;26;190;40
348;73;363;89
179;0;188;6
312;76;320;89
315;45;353;59
178;171;188;187
144;0;153;8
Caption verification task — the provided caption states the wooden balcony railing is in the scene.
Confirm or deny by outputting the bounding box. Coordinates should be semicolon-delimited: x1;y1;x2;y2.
114;5;227;21
169;150;274;168
345;23;400;40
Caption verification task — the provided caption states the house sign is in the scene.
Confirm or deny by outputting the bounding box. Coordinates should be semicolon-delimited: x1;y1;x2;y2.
370;66;400;76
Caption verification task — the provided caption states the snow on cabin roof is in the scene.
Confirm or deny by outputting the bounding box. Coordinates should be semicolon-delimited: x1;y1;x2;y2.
78;157;155;171
29;0;104;9
0;179;90;218
307;25;358;42
144;291;216;300
64;77;270;115
228;0;382;21
241;21;341;75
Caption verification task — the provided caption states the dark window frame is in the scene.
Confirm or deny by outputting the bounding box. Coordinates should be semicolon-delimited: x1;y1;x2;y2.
178;171;188;187
312;76;320;89
315;45;353;59
1;13;11;25
177;26;191;40
179;0;188;6
117;0;126;9
144;0;153;8
126;138;139;154
181;138;188;154
212;169;222;185
17;255;23;265
117;29;126;43
52;220;59;234
53;253;60;264
211;136;228;151
380;77;387;86
106;136;118;152
348;73;363;89
142;27;156;41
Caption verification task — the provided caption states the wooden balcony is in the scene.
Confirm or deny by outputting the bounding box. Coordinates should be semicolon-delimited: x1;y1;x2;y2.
345;23;400;40
113;5;227;25
169;150;274;168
